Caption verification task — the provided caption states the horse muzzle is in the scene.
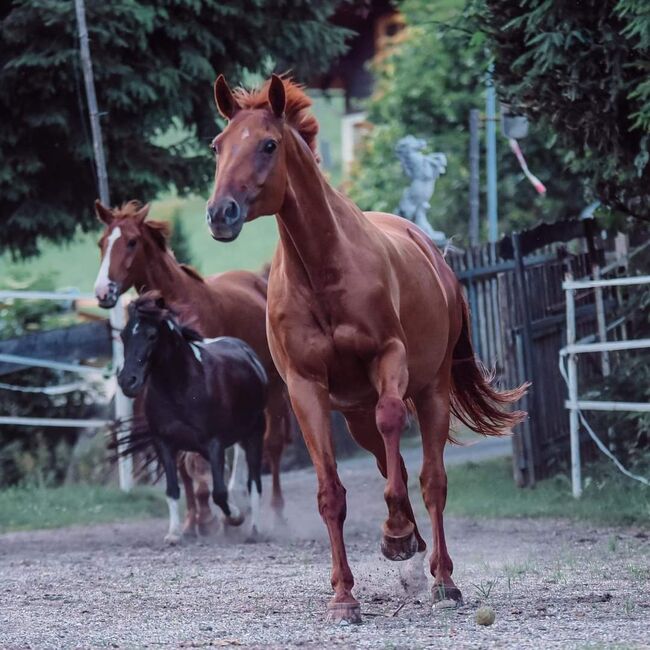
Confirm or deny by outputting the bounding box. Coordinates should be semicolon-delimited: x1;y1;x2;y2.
117;370;144;398
96;281;120;309
206;197;245;242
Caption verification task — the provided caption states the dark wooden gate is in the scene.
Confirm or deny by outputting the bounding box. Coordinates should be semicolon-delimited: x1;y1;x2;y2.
447;219;611;485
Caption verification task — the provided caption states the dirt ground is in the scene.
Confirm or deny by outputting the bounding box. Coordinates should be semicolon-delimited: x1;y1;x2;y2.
1;440;648;649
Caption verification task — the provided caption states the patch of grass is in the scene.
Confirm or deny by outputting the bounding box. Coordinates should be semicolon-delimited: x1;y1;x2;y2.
439;457;650;527
0;484;166;533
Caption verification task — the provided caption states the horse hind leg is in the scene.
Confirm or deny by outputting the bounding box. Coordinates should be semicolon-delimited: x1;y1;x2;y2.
370;339;418;561
415;381;463;606
264;383;289;519
187;453;219;537
243;414;265;542
177;453;198;539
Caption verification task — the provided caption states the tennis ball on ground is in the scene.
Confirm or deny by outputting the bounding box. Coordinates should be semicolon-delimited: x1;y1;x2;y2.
475;606;496;626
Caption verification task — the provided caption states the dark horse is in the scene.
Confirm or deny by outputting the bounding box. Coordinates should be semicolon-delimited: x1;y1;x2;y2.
117;291;268;539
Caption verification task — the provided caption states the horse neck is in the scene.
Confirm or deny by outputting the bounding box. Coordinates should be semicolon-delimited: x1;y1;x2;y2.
137;242;221;318
150;324;198;390
276;129;366;285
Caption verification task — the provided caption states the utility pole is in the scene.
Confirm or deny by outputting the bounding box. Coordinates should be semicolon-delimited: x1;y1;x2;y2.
468;109;480;246
485;66;499;243
74;0;133;492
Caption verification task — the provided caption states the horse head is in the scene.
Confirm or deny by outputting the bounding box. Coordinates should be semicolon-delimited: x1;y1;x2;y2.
205;74;319;241
94;201;170;307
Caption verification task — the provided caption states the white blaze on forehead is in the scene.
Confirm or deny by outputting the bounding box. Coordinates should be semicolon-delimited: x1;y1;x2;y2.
94;226;122;297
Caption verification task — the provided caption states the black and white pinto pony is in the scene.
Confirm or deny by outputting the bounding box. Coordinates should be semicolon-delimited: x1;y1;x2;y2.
117;291;267;540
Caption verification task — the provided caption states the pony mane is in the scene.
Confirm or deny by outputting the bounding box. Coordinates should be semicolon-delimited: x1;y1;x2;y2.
132;291;203;342
233;76;319;158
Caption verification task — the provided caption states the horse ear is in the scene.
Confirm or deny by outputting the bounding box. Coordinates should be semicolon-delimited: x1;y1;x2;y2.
134;203;150;223
268;74;285;118
95;200;113;225
214;75;239;120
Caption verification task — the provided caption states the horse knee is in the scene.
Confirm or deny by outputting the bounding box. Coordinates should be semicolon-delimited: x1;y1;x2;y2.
419;472;447;506
376;395;407;436
317;479;347;524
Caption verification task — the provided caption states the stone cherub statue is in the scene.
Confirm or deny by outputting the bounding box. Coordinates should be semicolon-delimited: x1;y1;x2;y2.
394;135;448;246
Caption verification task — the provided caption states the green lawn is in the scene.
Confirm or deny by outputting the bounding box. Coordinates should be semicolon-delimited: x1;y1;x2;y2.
443;457;649;527
0;484;166;533
2;457;647;534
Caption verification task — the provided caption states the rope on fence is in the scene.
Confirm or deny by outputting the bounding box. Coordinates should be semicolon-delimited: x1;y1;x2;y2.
558;354;649;487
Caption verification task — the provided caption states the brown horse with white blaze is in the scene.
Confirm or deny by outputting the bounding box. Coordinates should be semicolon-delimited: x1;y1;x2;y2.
206;75;528;623
93;201;291;538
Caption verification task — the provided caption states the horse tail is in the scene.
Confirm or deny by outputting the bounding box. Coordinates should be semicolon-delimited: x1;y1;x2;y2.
449;296;529;437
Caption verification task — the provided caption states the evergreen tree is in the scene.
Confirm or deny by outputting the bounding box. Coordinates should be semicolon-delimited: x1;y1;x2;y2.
169;211;194;267
0;0;349;258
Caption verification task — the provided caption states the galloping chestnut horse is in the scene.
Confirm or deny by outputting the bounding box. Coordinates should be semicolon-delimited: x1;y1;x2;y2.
205;75;527;623
93;201;291;535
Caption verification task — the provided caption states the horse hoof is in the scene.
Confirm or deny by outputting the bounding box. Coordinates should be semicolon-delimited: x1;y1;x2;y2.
326;602;362;625
431;584;463;607
181;527;197;540
224;513;245;527
197;517;220;537
381;531;418;561
164;532;182;546
245;526;261;544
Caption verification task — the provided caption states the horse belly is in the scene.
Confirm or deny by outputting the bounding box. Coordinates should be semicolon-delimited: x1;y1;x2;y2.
327;354;376;410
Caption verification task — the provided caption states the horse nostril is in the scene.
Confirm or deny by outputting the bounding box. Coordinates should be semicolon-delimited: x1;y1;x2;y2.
223;200;240;225
127;376;138;388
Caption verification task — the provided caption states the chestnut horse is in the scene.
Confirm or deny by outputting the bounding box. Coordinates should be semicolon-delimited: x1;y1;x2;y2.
205;75;527;623
93;201;290;537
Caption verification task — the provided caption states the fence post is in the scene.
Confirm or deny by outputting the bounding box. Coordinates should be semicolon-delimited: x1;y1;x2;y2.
565;271;582;498
111;300;133;491
512;232;536;485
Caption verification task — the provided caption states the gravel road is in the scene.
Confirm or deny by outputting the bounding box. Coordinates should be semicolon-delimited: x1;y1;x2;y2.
1;438;648;649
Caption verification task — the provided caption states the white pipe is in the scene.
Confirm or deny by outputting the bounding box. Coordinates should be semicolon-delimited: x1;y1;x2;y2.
0;354;106;375
0;290;95;301
566;283;581;499
563;338;650;354
563;275;650;290
0;416;110;428
110;298;133;492
565;400;650;413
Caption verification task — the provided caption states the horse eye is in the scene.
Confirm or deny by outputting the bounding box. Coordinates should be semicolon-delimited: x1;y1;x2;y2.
209;142;217;154
263;140;277;154
127;238;137;249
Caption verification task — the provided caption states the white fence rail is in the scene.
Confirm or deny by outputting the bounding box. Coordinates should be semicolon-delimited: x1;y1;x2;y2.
0;291;133;491
561;274;650;498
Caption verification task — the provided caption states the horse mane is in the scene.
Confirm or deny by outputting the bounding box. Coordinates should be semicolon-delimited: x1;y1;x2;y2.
179;264;205;283
110;200;146;220
233;76;319;158
132;291;203;342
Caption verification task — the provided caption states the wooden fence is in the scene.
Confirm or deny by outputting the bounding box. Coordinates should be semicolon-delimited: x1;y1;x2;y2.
447;219;621;485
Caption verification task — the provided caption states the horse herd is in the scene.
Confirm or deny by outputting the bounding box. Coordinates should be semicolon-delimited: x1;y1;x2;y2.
92;75;527;624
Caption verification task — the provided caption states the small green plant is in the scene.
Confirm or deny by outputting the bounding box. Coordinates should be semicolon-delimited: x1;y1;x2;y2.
472;578;498;600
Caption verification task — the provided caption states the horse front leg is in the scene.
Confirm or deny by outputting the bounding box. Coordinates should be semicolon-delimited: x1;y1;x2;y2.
415;380;463;606
370;338;417;561
154;439;182;545
287;372;359;624
263;381;289;518
207;438;244;526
